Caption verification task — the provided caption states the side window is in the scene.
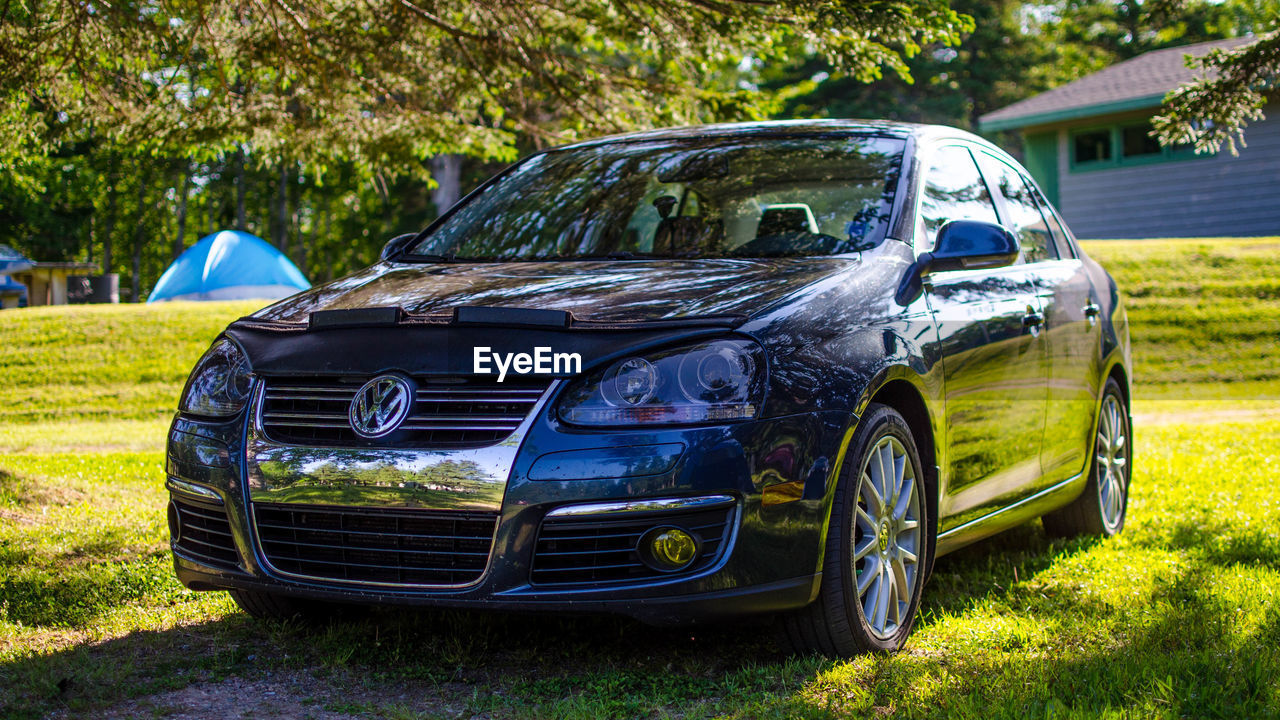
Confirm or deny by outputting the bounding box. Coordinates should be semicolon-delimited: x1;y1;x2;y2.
1030;185;1076;260
1048;211;1078;259
917;145;1000;252
983;157;1057;264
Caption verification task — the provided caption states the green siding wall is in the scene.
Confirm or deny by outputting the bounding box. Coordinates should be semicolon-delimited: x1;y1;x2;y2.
1022;131;1059;206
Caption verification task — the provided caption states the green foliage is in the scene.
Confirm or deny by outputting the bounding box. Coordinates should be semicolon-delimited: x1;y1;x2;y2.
762;0;1273;140
1;1;970;172
0;0;974;299
1153;28;1280;154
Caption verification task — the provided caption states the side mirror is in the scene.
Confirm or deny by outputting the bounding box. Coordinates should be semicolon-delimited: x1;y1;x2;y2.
380;233;420;262
894;220;1019;306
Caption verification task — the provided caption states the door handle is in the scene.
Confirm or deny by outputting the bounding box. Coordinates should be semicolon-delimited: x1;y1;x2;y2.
1084;303;1100;326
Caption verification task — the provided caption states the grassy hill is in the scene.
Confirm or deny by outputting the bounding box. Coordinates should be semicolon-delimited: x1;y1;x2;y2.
0;301;260;423
1081;237;1280;389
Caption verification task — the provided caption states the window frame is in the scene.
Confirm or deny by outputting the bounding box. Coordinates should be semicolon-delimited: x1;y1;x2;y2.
977;151;1060;265
912;142;1003;256
1068;120;1208;174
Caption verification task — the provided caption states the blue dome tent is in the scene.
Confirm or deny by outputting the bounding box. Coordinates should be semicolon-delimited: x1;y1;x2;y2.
148;230;310;303
0;244;34;276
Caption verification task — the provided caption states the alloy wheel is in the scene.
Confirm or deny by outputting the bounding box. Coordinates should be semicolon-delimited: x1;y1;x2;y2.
1096;394;1128;533
853;435;922;640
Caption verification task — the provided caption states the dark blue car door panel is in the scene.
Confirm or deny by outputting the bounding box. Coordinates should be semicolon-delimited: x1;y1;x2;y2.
1035;258;1103;485
926;267;1048;532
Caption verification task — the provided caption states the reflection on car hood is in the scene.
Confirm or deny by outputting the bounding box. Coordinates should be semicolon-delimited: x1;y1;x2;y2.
253;258;858;324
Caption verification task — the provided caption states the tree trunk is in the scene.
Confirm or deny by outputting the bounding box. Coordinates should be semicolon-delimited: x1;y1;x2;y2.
102;163;119;275
429;154;463;215
174;161;191;259
323;207;334;281
131;168;150;302
235;150;247;230
275;163;288;251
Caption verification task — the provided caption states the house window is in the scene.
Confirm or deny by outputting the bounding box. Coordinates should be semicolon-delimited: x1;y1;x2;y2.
1121;123;1162;158
1069;120;1213;173
1073;130;1112;164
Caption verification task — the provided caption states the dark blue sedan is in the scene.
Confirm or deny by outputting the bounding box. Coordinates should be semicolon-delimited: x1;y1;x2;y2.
167;120;1131;656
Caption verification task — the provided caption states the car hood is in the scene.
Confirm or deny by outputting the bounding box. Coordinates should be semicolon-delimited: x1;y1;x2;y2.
253;258;858;324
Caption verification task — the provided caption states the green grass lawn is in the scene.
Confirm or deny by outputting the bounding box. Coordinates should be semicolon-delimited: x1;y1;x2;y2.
1;240;1278;718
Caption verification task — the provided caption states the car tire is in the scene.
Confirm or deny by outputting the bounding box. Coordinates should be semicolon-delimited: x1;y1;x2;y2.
1042;377;1131;538
777;403;931;657
229;589;363;623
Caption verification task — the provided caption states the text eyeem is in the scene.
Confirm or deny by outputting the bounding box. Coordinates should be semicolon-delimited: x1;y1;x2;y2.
473;346;582;382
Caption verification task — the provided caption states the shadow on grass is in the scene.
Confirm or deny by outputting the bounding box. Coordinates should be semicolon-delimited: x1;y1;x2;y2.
5;520;1278;719
0;602;783;719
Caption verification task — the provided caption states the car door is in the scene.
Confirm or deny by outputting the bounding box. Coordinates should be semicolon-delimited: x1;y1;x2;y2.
917;144;1049;534
1025;177;1104;487
977;153;1102;492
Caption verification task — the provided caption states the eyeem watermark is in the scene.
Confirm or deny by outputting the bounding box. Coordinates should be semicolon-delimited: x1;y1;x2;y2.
473;346;582;382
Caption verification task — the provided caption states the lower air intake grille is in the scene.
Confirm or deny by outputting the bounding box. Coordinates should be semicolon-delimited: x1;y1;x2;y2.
253;503;497;587
170;497;240;570
531;506;735;586
259;376;549;449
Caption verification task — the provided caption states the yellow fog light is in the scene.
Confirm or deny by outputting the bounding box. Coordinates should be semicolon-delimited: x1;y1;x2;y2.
639;526;700;572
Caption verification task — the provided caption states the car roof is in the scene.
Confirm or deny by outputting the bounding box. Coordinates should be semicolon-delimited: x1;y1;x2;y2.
550;119;990;152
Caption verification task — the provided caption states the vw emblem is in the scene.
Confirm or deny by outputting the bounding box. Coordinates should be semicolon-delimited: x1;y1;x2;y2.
349;375;414;439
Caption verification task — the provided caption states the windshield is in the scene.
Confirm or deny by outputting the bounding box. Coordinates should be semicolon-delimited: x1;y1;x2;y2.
407;135;905;261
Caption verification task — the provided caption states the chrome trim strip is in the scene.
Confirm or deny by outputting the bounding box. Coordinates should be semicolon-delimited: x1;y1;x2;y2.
545;494;737;518
937;471;1084;541
166;477;224;504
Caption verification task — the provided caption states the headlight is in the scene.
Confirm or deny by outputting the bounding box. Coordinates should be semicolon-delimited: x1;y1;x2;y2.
557;338;766;426
179;338;253;417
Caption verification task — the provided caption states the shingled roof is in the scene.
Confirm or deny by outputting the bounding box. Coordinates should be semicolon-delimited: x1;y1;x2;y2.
980;36;1256;131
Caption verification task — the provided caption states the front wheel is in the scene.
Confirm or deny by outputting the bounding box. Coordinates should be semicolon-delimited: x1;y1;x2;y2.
1043;377;1131;538
777;403;931;656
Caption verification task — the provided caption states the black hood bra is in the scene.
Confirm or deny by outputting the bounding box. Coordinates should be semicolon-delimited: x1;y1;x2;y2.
251;257;858;326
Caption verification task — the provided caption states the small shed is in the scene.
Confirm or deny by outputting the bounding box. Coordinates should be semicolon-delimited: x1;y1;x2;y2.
979;37;1280;239
0;244;98;307
149;230;310;303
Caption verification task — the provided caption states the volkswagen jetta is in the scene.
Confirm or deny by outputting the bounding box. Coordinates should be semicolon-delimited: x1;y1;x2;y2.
167;120;1131;656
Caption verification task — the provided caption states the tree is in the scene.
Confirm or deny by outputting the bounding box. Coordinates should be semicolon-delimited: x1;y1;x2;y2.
1153;28;1280;154
2;1;972;178
761;0;1053;133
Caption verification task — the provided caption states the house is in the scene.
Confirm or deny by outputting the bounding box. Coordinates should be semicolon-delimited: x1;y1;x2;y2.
979;37;1279;239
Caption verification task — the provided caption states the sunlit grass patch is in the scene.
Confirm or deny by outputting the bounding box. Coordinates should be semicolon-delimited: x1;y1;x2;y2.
0;418;170;454
0;301;258;422
1081;238;1280;388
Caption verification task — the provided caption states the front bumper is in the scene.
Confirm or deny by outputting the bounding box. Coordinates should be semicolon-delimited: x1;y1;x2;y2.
166;403;852;624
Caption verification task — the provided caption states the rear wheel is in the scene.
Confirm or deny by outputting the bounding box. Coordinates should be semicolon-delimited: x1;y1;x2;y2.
229;589;362;623
1043;377;1131;538
778;404;931;656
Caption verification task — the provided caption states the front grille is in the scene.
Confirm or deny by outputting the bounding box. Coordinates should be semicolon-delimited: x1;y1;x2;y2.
259;376;549;449
531;506;735;586
170;497;240;570
253;503;497;587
